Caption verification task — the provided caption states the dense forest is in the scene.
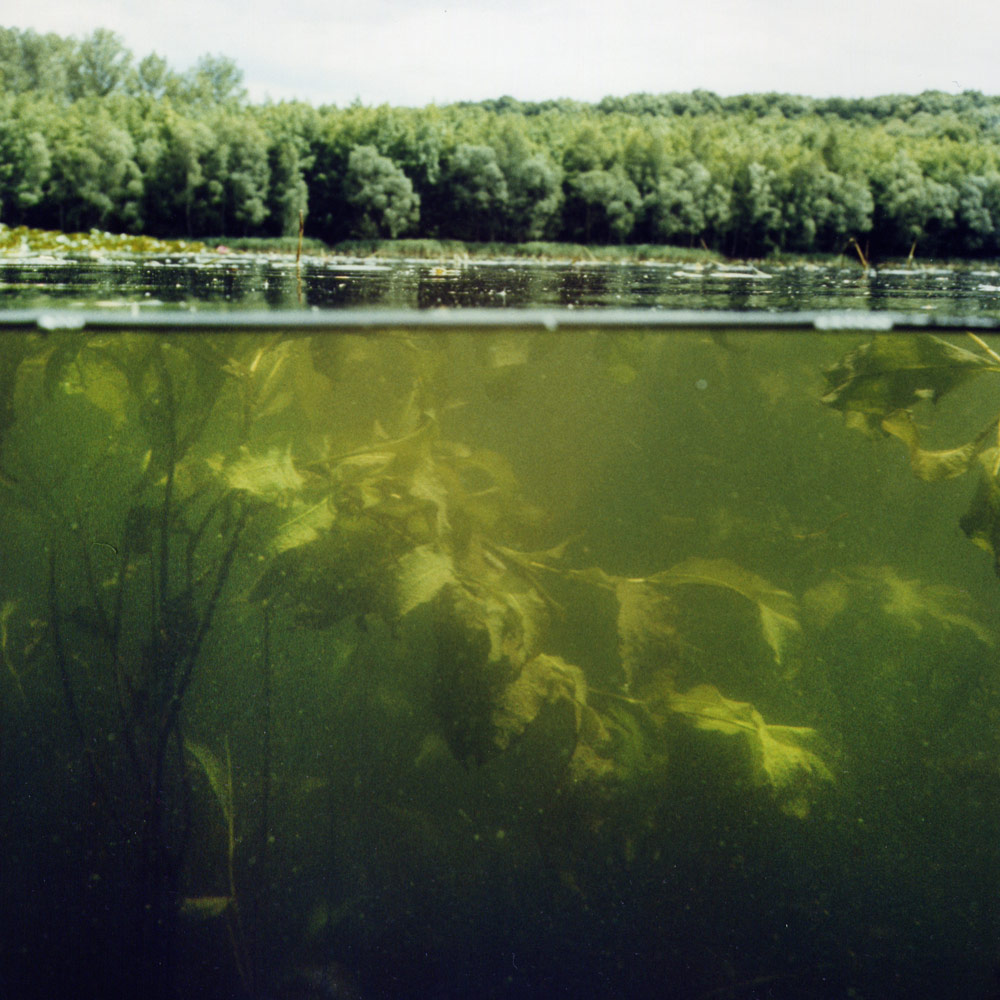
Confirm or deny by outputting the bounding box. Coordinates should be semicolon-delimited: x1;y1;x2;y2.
3;26;1000;257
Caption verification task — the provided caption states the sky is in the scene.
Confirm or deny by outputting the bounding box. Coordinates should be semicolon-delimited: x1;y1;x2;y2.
5;0;999;107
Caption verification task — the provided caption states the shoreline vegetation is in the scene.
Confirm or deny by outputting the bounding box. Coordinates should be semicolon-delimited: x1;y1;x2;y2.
3;222;985;269
3;28;1000;261
2;222;993;269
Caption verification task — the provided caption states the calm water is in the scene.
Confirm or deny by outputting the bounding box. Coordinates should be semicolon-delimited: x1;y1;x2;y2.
2;252;1000;314
2;262;1000;1000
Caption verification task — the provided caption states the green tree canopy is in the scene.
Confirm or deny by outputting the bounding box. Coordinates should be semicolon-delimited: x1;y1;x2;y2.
344;144;420;239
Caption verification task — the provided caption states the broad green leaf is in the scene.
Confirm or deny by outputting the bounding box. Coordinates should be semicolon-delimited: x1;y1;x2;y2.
817;564;996;645
669;684;833;817
492;652;589;750
408;455;450;536
801;577;851;629
881;409;997;482
396;544;457;615
822;335;997;434
651;557;800;664
872;565;994;645
220;444;304;499
961;450;1000;576
185;739;233;826
272;498;336;554
180;896;232;920
615;578;679;690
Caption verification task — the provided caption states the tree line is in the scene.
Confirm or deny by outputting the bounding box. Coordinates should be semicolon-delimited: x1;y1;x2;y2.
3;26;1000;257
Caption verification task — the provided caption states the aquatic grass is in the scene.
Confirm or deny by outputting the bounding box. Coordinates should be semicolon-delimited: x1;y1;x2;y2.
0;223;205;256
336;237;723;263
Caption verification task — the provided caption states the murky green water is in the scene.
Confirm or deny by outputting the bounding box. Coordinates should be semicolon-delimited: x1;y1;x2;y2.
3;284;1000;1000
4;325;1000;999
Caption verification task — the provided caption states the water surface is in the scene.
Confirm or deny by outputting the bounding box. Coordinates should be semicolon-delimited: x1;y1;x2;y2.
2;252;1000;315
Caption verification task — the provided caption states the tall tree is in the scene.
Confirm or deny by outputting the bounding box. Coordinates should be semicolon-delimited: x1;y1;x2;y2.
443;143;508;240
69;29;132;98
0;95;51;223
564;168;641;243
343;144;419;238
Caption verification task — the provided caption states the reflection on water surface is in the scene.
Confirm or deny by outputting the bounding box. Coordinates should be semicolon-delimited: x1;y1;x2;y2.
2;253;1000;314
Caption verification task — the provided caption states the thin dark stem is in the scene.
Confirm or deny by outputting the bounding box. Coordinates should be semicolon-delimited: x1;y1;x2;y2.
159;502;252;749
248;600;274;985
48;547;88;749
185;490;228;591
259;601;272;872
153;349;178;623
48;545;122;829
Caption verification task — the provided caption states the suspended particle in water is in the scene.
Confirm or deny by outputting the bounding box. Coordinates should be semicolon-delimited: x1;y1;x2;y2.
695;378;708;391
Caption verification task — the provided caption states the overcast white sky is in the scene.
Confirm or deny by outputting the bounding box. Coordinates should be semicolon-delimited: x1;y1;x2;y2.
5;0;998;107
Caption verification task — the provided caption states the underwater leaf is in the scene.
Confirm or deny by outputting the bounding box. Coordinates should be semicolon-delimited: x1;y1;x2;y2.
396;544;457;616
492;653;589;751
42;336;86;399
856;564;995;646
651;557;800;664
272;499;336;555
488;335;531;369
960;450;1000;577
669;684;834;817
615;579;679;690
407;454;450;537
438;446;523;533
470;586;544;668
75;357;131;427
222;444;304;499
881;409;997;482
801;577;852;630
180;896;232;920
803;565;995;644
185;740;233;827
822;335;997;434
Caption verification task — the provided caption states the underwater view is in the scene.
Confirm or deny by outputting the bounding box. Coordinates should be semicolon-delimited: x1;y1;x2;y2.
3;318;1000;1000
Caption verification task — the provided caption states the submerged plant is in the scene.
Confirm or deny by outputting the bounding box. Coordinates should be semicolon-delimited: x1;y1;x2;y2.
210;343;834;818
822;331;1000;573
0;329;845;996
0;332;269;997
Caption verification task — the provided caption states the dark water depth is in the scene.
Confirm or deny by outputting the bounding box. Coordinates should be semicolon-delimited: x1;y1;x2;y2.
2;325;1000;1000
